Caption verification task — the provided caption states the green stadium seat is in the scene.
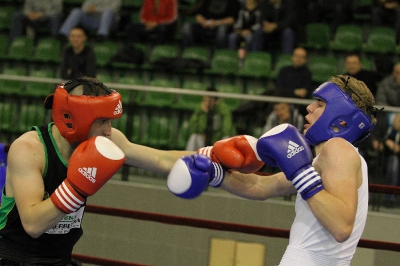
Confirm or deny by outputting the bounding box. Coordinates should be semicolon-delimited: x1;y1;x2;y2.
93;41;118;67
0;102;19;132
141;78;176;107
144;114;174;148
361;58;375;71
0;101;19;131
181;46;210;62
363;26;396;54
96;71;114;84
237;51;272;79
0;67;27;96
330;24;363;53
110;43;147;70
309;56;339;84
247;86;267;96
6;36;34;62
25;68;55;98
180;46;211;73
175;80;207;110
0;34;8;59
117;75;145;105
302;23;331;51
113;112;128;135
32;37;61;64
141;44;179;72
176;119;191;150
18;103;46;133
216;83;242;110
149;44;179;63
131;114;142;144
204;49;239;76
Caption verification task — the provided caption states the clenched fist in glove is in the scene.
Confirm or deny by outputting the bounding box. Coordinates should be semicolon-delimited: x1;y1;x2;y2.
51;136;126;213
197;135;264;173
167;154;225;199
256;124;324;200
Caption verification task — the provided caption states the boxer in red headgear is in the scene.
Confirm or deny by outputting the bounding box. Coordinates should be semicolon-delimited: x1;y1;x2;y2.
0;76;195;264
44;78;123;145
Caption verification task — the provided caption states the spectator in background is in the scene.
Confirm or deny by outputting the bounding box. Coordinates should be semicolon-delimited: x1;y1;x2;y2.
251;0;298;54
275;46;312;115
343;53;383;97
263;100;304;133
125;0;178;44
370;63;400;187
307;0;352;32
58;0;122;41
9;0;62;43
60;27;97;79
382;112;400;207
228;0;262;52
186;87;234;151
181;0;241;49
375;62;400;106
261;97;304;174
372;0;400;41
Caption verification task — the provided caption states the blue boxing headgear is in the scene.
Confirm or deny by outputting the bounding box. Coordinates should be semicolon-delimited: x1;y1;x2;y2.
305;82;375;146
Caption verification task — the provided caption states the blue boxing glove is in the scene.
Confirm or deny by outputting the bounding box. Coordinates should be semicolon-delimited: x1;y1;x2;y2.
256;123;324;200
167;154;225;199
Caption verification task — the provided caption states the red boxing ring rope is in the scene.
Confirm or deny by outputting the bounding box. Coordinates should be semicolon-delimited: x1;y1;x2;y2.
71;254;152;266
81;204;400;253
368;183;400;194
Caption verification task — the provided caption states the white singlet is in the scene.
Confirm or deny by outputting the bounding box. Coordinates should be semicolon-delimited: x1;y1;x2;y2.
279;148;369;266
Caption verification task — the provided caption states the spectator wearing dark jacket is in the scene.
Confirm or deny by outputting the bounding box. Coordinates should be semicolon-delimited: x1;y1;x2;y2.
228;0;262;52
250;0;299;54
343;53;383;97
60;27;97;79
275;47;312;115
181;0;241;48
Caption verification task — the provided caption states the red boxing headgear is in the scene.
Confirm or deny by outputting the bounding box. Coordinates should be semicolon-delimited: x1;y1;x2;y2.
44;78;123;144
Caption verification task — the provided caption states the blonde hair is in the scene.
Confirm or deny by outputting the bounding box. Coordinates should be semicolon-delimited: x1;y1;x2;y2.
330;75;377;125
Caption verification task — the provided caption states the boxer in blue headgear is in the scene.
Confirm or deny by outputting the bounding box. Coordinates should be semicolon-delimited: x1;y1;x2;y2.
167;75;381;266
305;75;378;146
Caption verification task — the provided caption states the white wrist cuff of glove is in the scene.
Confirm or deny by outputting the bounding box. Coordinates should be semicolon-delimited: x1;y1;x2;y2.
292;166;324;200
209;162;225;187
198;146;213;157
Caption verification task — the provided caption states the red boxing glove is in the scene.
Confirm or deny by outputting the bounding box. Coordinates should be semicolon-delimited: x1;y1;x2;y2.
51;179;86;214
197;135;264;173
51;136;126;213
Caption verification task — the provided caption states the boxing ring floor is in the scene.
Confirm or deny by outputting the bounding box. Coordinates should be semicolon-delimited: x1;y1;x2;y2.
72;171;400;266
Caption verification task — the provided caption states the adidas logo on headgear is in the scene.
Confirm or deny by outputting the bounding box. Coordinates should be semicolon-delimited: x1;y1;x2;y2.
287;140;304;158
78;167;97;183
113;100;123;115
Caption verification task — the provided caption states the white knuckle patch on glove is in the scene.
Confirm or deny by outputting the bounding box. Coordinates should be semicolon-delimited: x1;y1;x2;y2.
94;136;125;160
167;159;192;194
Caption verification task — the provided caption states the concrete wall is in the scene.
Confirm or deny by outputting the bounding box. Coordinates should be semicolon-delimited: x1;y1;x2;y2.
73;180;400;266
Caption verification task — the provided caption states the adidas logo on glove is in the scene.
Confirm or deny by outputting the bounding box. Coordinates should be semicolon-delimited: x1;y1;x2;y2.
113;100;123;115
79;167;97;183
287;140;304;158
